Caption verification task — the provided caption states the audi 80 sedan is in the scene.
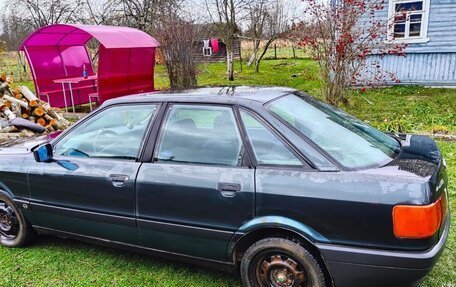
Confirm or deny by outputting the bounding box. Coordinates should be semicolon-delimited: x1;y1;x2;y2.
0;87;449;287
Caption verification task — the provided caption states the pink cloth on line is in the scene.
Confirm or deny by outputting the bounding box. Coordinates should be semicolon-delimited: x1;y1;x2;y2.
211;39;219;53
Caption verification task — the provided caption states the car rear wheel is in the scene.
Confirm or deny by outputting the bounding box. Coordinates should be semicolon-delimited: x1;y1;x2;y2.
0;193;36;247
241;238;326;287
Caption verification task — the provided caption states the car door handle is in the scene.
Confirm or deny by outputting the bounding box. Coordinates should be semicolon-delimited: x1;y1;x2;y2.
218;182;241;197
109;174;129;187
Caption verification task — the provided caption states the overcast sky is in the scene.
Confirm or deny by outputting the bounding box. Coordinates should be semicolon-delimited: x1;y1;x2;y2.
0;0;307;31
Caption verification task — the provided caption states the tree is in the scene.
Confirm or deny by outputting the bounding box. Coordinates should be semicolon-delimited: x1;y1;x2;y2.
0;10;34;51
12;0;85;29
206;0;247;81
85;0;123;25
114;0;158;32
154;2;200;89
249;0;290;72
290;0;406;105
245;0;268;67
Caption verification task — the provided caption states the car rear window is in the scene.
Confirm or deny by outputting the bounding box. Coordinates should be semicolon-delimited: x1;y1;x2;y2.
267;93;401;169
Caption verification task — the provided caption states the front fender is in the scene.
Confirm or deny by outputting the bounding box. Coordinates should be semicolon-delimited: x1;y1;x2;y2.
227;215;330;258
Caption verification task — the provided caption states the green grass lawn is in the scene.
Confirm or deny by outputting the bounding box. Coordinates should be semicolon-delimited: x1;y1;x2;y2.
422;141;456;287
1;58;455;286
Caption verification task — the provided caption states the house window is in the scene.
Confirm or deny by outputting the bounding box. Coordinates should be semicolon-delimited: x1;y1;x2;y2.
389;0;430;42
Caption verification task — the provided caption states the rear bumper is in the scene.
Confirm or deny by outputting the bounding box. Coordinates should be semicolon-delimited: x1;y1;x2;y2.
317;213;450;287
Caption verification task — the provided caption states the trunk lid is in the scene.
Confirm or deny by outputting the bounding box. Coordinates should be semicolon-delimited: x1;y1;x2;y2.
391;135;447;204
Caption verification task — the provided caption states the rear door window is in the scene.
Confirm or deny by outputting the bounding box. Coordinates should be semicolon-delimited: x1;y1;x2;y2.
155;105;244;166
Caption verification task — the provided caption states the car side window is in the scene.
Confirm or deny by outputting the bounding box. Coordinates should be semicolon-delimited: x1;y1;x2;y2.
156;105;244;166
54;104;157;160
240;110;303;166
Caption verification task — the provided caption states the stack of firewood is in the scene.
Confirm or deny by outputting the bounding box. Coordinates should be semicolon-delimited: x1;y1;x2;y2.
0;74;70;136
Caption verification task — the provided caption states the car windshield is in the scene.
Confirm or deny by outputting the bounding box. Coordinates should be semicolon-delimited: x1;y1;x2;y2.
267;93;401;169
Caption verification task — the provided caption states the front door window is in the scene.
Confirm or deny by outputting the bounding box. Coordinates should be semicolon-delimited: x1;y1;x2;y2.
54;104;157;160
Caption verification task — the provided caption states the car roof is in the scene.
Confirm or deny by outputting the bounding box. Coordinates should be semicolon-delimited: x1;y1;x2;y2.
103;86;297;106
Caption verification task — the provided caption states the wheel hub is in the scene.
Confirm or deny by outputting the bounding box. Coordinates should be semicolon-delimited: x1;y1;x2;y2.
0;214;12;231
271;267;294;286
0;201;19;239
276;271;287;283
258;254;307;287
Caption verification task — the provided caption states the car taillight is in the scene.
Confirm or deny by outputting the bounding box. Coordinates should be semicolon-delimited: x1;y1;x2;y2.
393;192;447;239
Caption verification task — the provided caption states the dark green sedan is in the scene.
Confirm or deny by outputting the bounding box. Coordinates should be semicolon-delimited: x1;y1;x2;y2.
0;87;449;287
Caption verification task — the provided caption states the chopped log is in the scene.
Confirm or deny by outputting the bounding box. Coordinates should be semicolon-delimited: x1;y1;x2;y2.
5;75;13;84
10;118;46;134
3;108;16;120
36;117;46;126
10;102;22;118
32;106;45;117
37;100;52;111
0;99;6;110
0;77;70;134
29;100;38;107
21;106;31;119
3;94;28;109
21;108;31;116
38;100;70;127
0;82;13;96
0;133;22;143
50;119;64;130
46;124;55;132
20;129;36;137
0;126;19;133
19;86;38;102
43;114;54;122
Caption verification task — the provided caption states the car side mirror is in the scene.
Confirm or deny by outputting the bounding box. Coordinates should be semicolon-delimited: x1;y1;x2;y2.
33;143;53;163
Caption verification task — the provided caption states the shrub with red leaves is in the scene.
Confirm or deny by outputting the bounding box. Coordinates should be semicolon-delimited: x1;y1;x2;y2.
289;0;407;105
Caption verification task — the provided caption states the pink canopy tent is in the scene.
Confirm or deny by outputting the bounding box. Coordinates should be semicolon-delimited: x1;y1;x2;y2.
19;24;160;108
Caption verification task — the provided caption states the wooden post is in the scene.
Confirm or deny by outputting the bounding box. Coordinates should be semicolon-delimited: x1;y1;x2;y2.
274;44;277;59
238;39;243;72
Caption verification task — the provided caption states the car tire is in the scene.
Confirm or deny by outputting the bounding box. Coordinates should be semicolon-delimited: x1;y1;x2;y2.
240;237;326;287
0;193;36;247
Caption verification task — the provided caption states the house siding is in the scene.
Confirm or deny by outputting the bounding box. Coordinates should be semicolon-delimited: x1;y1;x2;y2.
364;0;456;86
366;52;456;85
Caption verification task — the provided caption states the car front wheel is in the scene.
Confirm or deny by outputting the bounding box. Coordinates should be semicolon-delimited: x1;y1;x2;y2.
0;193;36;247
240;237;326;287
